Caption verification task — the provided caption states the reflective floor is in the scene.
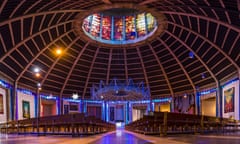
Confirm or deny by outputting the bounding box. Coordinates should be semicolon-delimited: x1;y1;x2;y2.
1;130;240;144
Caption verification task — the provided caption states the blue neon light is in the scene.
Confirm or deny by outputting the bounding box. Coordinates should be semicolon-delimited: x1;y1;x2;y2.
62;98;81;103
152;98;171;103
199;88;217;95
17;89;35;96
0;79;12;88
221;78;239;88
40;94;57;100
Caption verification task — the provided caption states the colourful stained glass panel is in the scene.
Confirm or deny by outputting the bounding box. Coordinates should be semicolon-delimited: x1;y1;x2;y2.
114;17;123;40
125;16;136;40
146;13;155;32
102;16;111;40
83;15;92;32
90;14;101;37
136;13;146;37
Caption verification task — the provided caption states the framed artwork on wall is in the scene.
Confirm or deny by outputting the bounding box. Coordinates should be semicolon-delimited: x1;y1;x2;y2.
224;87;235;113
22;100;30;118
0;94;4;114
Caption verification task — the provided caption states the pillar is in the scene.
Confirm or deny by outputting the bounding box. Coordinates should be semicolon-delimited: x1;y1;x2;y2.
216;81;221;117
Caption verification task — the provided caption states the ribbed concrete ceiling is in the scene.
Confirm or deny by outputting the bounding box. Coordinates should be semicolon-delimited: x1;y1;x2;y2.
0;0;239;99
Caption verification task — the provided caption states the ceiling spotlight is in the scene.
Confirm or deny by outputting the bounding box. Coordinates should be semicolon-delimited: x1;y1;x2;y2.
72;93;79;99
100;95;104;99
34;67;40;73
201;73;206;79
183;94;187;98
189;51;194;59
35;73;40;77
37;83;41;87
38;87;42;90
56;48;62;55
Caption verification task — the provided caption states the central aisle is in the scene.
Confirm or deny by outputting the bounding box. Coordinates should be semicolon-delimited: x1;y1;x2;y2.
89;129;153;144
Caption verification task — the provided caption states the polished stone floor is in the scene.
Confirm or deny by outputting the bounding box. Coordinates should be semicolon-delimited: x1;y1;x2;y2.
0;130;240;144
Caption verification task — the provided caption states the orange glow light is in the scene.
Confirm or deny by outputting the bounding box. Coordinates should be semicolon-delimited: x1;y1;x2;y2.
35;73;40;77
56;48;62;55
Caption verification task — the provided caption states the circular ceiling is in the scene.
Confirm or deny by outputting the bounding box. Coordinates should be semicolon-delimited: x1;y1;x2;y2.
0;0;239;100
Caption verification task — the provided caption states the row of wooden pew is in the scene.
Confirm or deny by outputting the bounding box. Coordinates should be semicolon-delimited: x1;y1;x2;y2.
0;113;115;136
125;112;239;136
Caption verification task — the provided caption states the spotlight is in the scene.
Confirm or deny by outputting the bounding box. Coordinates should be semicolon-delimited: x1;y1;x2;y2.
34;67;40;73
201;73;206;79
35;73;40;77
183;94;187;98
56;48;62;55
189;51;194;59
37;83;41;87
72;93;79;99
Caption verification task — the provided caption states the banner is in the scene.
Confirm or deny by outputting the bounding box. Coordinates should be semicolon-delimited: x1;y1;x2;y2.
22;100;30;118
224;87;234;113
0;94;3;114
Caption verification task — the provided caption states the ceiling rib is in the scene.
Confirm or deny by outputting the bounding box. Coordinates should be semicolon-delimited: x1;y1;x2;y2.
165;30;218;84
158;38;196;91
0;10;82;27
0;0;7;14
15;30;74;83
168;21;240;71
0;20;73;62
59;42;90;97
82;47;100;98
124;48;128;82
106;48;113;85
136;47;150;88
9;0;26;18
40;37;79;86
162;11;240;33
148;43;174;97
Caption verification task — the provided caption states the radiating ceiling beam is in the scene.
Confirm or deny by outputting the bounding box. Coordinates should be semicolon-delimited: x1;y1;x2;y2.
102;0;112;4
136;47;150;88
9;0;26;18
59;42;90;96
0;10;83;27
165;30;218;84
82;47;100;99
161;11;240;33
147;43;174;97
15;30;74;82
40;37;79;87
157;37;196;91
123;48;128;82
0;20;73;62
106;49;113;85
139;0;157;5
0;0;7;14
167;21;240;71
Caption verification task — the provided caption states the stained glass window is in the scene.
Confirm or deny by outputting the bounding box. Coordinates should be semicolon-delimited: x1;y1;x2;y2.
83;15;92;33
90;14;101;37
125;16;136;40
136;13;146;37
146;13;155;32
114;17;123;40
82;11;157;45
102;16;111;40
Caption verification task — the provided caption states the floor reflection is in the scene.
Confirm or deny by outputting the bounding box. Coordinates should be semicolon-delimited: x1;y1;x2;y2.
89;130;153;144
